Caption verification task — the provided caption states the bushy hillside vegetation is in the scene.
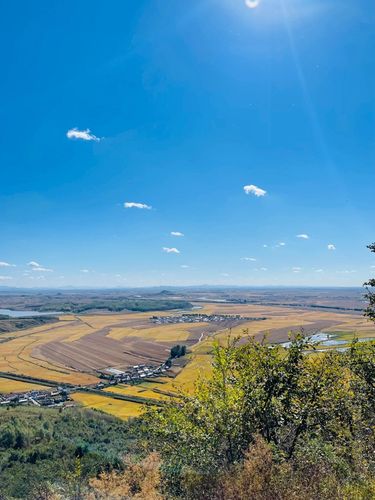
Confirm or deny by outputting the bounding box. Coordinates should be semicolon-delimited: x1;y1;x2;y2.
143;335;375;499
0;407;137;499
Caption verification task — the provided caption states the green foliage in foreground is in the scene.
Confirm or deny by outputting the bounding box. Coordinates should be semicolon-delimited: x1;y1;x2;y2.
0;407;136;499
364;242;375;321
143;335;375;498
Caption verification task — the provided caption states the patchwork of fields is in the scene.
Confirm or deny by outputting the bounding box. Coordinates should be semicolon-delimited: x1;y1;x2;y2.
1;302;374;418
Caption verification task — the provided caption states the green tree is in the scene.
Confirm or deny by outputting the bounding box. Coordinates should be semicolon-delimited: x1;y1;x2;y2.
364;242;375;320
142;333;375;496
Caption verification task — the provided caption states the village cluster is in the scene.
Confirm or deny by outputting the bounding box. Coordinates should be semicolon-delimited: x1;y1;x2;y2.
0;387;70;408
98;361;170;384
150;313;267;325
0;360;173;409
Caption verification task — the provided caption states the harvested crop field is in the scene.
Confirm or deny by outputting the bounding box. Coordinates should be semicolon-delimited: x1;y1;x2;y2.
0;378;49;394
1;303;374;408
71;392;143;419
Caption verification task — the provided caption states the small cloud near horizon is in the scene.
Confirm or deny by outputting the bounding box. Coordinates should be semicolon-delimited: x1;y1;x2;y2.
241;257;257;261
124;202;152;210
180;265;189;268
162;247;180;254
328;244;336;250
171;231;184;237
296;234;309;239
66;128;100;142
243;184;267;197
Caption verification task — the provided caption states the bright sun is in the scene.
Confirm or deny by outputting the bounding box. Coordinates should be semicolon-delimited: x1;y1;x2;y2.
245;0;260;9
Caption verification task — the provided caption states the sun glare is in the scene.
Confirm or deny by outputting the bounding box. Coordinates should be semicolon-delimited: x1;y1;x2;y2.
245;0;261;9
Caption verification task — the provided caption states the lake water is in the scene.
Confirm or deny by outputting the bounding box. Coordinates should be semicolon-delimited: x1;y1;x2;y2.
0;309;61;318
279;332;375;349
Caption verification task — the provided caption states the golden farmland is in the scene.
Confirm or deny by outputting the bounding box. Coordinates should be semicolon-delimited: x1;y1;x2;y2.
1;302;374;419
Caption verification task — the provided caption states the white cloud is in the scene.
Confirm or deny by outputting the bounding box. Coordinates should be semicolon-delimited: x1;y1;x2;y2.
162;247;180;254
180;265;190;268
337;270;356;274
296;234;309;239
260;267;268;271
124;202;152;210
28;261;41;268
263;244;268;248
292;267;302;273
27;261;53;272
243;184;267;197
245;0;260;8
221;273;230;277
80;269;90;273
171;231;184;237
66;128;100;142
371;265;375;269
275;242;286;248
328;244;336;251
315;269;324;273
0;261;15;267
0;275;12;281
241;257;257;261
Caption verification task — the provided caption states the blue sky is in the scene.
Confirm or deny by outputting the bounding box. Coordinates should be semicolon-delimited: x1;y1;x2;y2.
0;0;374;288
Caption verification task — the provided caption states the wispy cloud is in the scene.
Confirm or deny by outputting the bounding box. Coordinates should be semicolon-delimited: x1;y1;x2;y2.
292;267;302;273
241;257;257;261
221;273;230;277
0;261;15;267
0;275;12;281
28;261;53;272
171;231;184;237
328;244;336;251
80;269;90;273
337;269;356;274
180;265;190;268
66;128;100;142
296;234;309;239
124;202;152;210
315;269;324;273
260;267;268;271
243;184;267;197
162;247;180;254
275;242;286;248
